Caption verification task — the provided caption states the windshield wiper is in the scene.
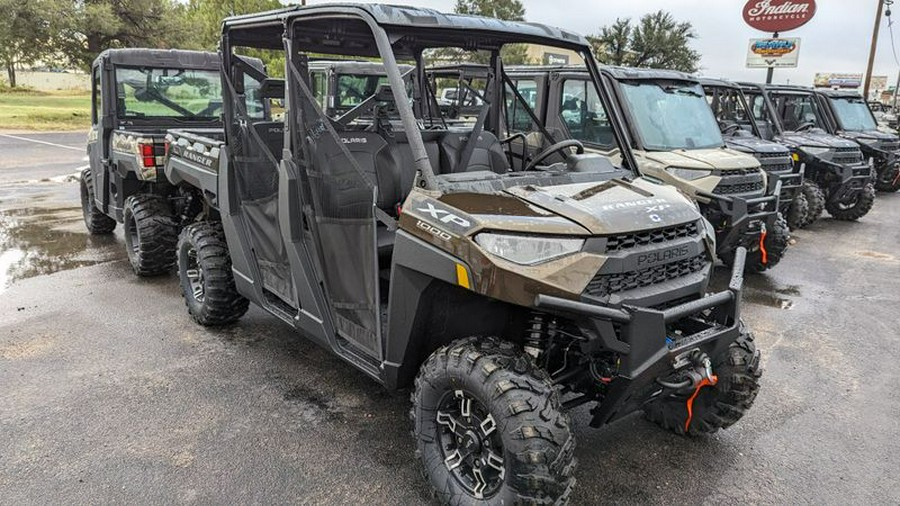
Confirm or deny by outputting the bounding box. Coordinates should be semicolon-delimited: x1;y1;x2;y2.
661;84;703;97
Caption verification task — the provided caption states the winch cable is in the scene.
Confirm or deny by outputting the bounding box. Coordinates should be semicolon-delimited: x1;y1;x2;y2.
684;373;719;433
759;223;769;265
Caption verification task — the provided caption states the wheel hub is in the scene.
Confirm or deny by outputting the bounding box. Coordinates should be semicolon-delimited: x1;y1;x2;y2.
185;247;205;303
436;389;505;499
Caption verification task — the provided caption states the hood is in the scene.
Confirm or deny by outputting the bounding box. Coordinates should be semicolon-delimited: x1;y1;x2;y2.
776;130;860;149
637;148;760;171
502;178;702;235
839;129;898;142
724;136;791;155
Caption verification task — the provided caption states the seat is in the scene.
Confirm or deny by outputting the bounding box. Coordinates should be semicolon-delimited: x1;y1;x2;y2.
438;130;509;174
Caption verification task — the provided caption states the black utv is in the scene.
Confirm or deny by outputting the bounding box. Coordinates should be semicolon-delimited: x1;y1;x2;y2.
741;83;875;225
700;78;808;229
161;4;761;503
814;89;900;193
81;49;243;275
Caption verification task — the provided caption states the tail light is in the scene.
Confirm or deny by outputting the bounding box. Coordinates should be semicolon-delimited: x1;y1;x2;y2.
139;143;157;168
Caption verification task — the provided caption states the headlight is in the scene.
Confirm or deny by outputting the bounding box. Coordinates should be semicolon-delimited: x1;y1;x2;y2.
800;146;833;160
665;167;712;181
475;233;584;266
856;137;879;146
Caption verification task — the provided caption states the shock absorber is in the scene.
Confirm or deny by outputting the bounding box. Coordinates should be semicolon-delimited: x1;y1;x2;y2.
523;312;548;359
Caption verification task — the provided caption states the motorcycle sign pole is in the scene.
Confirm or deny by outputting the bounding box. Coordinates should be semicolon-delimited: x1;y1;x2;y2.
765;31;779;84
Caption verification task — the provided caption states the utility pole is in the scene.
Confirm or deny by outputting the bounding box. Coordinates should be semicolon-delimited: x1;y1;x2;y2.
864;0;886;99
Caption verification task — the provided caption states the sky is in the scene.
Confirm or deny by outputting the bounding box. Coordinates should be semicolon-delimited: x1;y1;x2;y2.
306;0;898;89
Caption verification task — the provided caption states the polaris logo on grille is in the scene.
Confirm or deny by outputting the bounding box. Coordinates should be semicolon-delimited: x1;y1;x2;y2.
341;137;368;144
636;245;691;268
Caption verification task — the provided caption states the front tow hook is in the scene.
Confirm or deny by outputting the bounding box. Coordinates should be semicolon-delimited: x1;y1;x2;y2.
656;352;719;432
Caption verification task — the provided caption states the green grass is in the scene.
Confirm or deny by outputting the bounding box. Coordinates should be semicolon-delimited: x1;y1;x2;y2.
0;89;91;131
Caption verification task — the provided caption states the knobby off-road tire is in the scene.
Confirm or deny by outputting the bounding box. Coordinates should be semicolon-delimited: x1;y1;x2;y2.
826;182;876;221
411;336;576;505
798;181;825;228
80;168;116;235
644;327;762;436
874;163;900;192
785;192;808;231
176;222;249;326
123;194;179;276
746;213;790;273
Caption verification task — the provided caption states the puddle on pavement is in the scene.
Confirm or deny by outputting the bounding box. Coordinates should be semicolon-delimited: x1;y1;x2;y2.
0;206;124;293
742;274;801;310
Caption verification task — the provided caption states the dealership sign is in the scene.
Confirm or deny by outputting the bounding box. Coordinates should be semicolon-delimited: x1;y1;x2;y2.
813;73;863;89
746;38;801;68
743;0;817;32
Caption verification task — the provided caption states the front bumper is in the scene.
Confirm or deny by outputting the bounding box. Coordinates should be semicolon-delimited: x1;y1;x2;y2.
703;179;781;259
822;159;874;202
535;247;747;427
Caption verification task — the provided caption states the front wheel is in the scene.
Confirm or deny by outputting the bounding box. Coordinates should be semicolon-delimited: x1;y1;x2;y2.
798;181;825;228
826;183;876;221
785;192;808;231
874;163;900;192
644;327;762;436
411;337;576;504
176;222;249;326
745;213;790;273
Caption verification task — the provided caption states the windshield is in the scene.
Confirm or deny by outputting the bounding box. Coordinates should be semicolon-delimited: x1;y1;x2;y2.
620;81;724;150
336;74;390;109
830;96;878;131
770;92;824;131
115;67;222;120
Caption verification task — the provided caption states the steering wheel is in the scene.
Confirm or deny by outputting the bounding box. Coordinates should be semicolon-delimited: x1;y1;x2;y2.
721;123;743;135
524;139;585;171
795;121;816;132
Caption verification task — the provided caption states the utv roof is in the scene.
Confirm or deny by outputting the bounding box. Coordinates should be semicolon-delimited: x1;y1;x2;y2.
93;48;220;70
738;82;814;94
600;66;698;82
222;3;589;52
814;88;865;99
698;77;742;89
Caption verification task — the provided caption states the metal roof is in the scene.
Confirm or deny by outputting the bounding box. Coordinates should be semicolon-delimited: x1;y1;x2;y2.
94;49;220;70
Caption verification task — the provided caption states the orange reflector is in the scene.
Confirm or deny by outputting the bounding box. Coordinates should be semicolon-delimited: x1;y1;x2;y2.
455;263;470;289
759;229;768;265
684;374;718;432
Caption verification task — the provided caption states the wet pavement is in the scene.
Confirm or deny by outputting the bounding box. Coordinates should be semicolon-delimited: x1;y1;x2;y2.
1;134;899;504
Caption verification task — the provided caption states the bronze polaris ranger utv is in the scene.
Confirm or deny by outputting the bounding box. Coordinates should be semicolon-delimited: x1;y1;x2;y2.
81;49;236;275
162;5;761;503
590;67;788;272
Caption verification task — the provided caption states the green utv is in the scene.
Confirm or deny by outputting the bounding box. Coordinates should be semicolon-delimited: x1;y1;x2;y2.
162;4;761;503
80;49;248;275
700;78;808;230
813;88;900;193
740;83;875;225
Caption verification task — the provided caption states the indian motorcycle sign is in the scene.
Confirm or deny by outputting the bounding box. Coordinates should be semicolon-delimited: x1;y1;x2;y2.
742;0;817;33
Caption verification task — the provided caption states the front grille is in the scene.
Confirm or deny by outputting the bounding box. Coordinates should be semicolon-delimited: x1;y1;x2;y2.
604;221;700;253
755;152;793;174
756;151;788;159
584;254;708;298
713;169;766;195
853;167;871;177
880;140;900;151
833;146;864;165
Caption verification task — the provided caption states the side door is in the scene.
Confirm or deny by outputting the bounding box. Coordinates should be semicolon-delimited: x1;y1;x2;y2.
548;75;619;159
87;63;109;213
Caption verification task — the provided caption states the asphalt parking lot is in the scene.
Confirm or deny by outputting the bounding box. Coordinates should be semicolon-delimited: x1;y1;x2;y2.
1;132;899;504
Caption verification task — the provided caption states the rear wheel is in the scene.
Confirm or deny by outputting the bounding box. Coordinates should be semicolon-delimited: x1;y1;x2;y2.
80;169;116;235
798;181;825;228
746;213;789;273
123;194;179;276
176;222;249;326
826;182;876;221
785;192;808;231
644;327;762;436
412;336;575;504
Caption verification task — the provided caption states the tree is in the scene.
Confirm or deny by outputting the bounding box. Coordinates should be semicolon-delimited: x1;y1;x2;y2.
0;0;55;87
435;0;529;65
589;11;701;73
55;0;198;71
185;0;283;51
